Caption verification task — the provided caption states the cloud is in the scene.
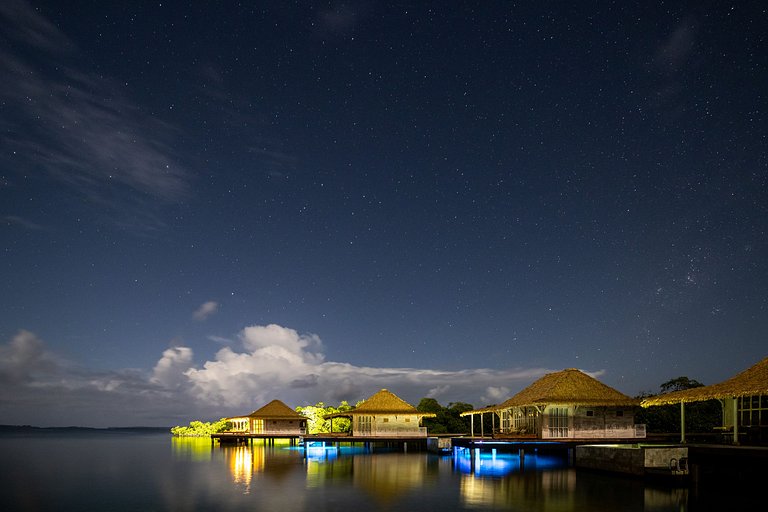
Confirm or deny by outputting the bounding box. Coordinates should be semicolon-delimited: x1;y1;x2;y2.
184;324;549;409
655;21;697;71
0;0;190;229
151;346;194;388
193;301;219;321
0;325;573;428
481;386;511;404
2;215;43;230
0;330;203;427
0;330;56;383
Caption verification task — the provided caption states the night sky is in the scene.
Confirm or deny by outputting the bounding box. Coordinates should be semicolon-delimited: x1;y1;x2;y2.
1;1;766;427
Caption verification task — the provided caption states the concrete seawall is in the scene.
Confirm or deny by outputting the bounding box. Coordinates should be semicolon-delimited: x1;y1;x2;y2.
575;444;688;477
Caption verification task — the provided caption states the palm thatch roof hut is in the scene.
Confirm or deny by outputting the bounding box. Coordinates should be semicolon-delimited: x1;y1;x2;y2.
462;369;642;440
325;389;436;437
249;399;306;420
498;368;639;408
227;399;307;436
641;356;768;444
641;356;768;406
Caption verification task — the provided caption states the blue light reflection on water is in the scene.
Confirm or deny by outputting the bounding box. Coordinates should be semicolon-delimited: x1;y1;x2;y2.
301;442;368;462
452;446;566;478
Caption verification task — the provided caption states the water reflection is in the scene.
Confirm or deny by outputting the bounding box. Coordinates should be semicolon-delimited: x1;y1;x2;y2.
453;447;567;477
227;445;254;489
170;436;213;462
2;432;698;511
353;453;433;506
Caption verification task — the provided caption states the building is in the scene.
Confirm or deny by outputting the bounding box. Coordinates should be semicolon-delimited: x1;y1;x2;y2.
226;399;307;436
325;389;436;437
641;356;768;445
461;368;644;440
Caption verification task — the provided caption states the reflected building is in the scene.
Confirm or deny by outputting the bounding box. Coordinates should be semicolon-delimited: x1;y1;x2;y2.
460;469;576;510
353;453;431;506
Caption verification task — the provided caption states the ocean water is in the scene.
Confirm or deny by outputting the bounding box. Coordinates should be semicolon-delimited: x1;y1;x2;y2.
0;429;714;511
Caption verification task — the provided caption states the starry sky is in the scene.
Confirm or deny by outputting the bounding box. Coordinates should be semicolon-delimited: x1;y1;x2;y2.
1;1;766;427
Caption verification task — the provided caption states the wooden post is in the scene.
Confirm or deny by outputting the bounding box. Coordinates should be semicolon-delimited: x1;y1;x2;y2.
680;400;686;444
733;398;739;445
470;415;474;438
480;413;484;438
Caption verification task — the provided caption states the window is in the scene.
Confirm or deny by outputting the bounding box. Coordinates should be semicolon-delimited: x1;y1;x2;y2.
738;394;767;427
586;410;594;417
501;410;511;432
405;418;410;422
358;415;372;434
382;418;389;423
616;410;624;417
548;407;569;438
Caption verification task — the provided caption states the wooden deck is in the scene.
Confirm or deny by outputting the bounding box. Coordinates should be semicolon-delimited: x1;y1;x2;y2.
211;432;304;444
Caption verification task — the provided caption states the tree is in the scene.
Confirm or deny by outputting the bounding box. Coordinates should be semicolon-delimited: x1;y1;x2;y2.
660;376;704;393
417;398;473;434
170;418;230;437
296;401;353;434
635;377;720;434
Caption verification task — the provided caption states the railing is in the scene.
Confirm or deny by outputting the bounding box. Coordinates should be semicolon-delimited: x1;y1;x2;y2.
353;426;428;437
572;424;646;439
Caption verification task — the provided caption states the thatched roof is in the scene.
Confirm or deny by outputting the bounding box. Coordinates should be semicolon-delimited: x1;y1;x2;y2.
248;399;305;420
641;356;768;407
325;389;436;418
463;368;638;415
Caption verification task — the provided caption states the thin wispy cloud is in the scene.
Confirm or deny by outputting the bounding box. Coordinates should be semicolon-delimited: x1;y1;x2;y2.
2;215;43;230
0;0;191;229
193;301;219;321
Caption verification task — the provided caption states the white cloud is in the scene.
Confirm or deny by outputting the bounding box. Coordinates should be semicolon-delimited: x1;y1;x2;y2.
193;301;219;321
151;347;194;388
481;386;511;404
0;329;55;383
184;324;550;409
0;325;577;428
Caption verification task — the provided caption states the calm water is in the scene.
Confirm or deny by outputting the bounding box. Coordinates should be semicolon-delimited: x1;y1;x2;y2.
0;430;736;511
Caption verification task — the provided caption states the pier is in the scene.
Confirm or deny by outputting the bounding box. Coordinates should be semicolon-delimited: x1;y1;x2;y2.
211;432;303;446
211;432;433;452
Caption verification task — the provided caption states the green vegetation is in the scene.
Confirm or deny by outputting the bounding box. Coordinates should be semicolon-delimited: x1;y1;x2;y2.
635;376;721;433
296;401;357;434
170;418;231;437
417;398;473;434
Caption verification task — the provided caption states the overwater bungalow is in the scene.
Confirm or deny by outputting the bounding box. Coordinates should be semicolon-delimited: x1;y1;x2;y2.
641;356;768;445
461;368;645;440
325;389;436;437
226;399;307;436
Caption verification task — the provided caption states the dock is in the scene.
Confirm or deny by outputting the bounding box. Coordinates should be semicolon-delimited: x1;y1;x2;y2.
211;432;434;452
211;432;303;445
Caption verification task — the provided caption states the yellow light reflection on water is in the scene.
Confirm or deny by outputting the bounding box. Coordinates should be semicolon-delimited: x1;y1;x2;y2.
229;445;254;491
171;437;213;462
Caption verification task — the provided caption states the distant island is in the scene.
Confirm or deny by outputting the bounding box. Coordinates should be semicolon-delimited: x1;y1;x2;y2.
0;425;170;433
